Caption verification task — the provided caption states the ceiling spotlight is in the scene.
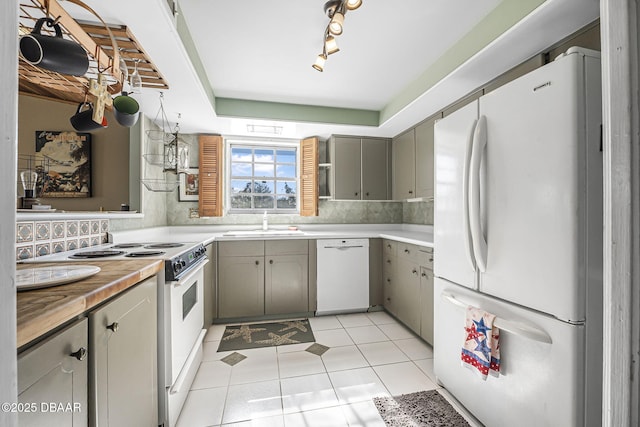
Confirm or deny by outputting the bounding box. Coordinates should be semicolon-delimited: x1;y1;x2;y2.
313;1;362;71
312;53;327;72
328;11;344;35
325;35;339;55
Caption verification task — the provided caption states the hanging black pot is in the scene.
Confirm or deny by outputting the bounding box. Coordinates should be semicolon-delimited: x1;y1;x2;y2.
19;17;89;76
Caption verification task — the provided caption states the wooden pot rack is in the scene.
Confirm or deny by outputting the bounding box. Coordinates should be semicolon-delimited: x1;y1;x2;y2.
18;0;168;105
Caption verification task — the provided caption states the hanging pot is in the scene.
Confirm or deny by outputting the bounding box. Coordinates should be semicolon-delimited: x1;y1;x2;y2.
112;92;140;127
19;17;89;77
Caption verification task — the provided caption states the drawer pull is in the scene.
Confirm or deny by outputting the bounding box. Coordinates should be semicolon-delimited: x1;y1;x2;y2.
404;249;410;254
412;269;418;275
107;322;119;332
70;347;87;361
269;259;274;264
386;259;391;264
429;258;433;262
421;272;427;278
255;260;260;265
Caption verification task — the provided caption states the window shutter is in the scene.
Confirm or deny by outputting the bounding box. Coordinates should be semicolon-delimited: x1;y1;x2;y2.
199;134;223;217
300;136;318;216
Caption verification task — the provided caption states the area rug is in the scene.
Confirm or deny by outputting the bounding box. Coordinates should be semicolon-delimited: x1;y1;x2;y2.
374;390;470;427
217;319;315;352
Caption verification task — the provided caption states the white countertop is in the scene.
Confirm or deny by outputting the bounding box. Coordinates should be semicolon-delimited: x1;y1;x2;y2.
16;211;144;221
109;224;434;248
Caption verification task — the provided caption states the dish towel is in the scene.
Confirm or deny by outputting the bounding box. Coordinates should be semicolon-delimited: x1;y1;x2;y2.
460;306;501;380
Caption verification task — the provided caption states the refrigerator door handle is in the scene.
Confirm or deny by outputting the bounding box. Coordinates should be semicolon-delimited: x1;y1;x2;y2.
469;115;488;272
462;119;478;271
440;292;553;344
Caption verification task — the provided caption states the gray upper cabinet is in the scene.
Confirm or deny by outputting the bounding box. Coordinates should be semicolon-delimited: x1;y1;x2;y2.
332;136;362;200
392;117;436;200
362;138;390;200
18;318;88;427
392;130;416;199
89;277;158;427
330;135;390;200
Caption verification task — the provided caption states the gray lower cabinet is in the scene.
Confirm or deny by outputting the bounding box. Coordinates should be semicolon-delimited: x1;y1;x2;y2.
419;266;434;345
89;276;157;427
218;255;265;318
218;240;309;319
382;239;434;344
18;318;88;427
203;243;217;326
265;254;309;314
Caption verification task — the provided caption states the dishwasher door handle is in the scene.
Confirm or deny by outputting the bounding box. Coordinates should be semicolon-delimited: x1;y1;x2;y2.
324;245;365;250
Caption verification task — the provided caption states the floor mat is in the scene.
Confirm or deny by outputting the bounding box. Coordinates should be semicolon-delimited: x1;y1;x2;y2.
374;390;470;427
217;319;315;352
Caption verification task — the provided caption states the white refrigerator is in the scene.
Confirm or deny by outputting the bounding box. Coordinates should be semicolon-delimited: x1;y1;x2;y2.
433;47;603;427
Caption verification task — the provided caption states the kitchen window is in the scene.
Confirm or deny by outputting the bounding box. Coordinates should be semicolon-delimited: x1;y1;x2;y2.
227;141;298;213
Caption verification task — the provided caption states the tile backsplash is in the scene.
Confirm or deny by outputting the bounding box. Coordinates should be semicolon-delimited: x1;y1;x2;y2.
16;219;109;261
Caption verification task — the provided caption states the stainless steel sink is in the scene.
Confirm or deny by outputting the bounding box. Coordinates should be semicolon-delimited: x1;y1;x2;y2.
222;229;306;237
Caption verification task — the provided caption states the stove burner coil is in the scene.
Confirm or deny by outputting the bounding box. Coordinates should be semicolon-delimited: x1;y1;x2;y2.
144;243;185;249
69;250;125;259
124;251;166;258
111;243;144;249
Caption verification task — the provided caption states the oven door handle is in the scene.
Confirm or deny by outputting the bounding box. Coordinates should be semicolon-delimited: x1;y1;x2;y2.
171;258;209;286
169;329;206;395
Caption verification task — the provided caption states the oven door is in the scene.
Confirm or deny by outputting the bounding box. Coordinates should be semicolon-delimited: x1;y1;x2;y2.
165;258;208;387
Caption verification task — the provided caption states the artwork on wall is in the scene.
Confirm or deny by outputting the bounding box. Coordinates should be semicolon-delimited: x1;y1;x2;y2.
179;168;199;201
35;131;91;198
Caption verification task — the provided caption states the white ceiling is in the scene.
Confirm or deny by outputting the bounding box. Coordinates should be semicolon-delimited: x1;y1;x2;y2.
72;0;600;139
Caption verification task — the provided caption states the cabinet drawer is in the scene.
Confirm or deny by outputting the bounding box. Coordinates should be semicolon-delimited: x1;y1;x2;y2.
383;239;397;256
398;243;433;266
265;239;308;255
219;240;265;257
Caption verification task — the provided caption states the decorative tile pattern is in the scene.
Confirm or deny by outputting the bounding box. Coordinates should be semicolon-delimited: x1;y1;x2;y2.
52;222;65;239
35;243;51;257
15;216;110;261
79;221;91;236
66;221;78;237
16;245;34;261
52;240;66;253
16;222;34;244
35;222;51;241
66;239;79;251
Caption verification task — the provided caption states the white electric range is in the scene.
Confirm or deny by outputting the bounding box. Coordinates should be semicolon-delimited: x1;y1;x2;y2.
27;240;208;427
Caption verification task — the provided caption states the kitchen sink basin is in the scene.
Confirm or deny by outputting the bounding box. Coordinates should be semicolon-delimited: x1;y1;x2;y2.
222;229;306;237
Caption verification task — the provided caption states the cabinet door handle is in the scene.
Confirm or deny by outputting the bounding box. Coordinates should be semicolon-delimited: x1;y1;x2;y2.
365;192;370;196
421;272;427;277
70;347;87;361
386;244;391;249
412;269;418;275
255;260;260;265
386;259;391;264
386;278;391;283
429;258;433;262
269;259;273;264
107;322;119;332
409;190;414;194
404;249;410;254
355;192;359;196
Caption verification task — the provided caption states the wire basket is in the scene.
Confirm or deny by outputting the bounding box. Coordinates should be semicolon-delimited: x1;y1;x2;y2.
142;153;165;166
140;178;178;192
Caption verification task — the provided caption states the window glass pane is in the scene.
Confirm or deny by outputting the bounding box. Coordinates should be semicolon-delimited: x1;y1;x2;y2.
231;163;252;177
253;180;274;194
276;164;295;178
255;149;274;163
231;194;252;209
231;179;252;194
254;163;275;177
277;196;296;209
231;147;252;162
254;195;275;209
276;150;296;164
276;181;296;195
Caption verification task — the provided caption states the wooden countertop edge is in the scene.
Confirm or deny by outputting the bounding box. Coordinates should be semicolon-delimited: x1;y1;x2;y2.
17;260;163;349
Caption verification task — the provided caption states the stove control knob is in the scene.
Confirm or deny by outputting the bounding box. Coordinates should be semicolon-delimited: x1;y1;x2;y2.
173;262;181;272
181;259;187;267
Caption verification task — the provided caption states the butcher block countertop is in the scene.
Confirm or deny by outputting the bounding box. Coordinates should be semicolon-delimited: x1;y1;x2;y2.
16;259;163;349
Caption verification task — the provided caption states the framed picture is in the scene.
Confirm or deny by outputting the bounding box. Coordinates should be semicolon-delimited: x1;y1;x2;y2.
35;131;91;198
179;168;199;201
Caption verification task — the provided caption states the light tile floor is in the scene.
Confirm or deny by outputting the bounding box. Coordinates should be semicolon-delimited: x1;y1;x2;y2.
176;312;478;427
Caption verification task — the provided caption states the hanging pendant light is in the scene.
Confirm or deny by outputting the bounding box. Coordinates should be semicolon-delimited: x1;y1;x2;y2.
313;1;362;71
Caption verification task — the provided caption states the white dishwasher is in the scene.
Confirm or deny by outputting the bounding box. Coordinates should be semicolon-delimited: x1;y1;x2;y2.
316;239;369;315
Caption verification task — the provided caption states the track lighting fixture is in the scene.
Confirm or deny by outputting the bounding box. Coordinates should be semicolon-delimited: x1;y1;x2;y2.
312;0;362;71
